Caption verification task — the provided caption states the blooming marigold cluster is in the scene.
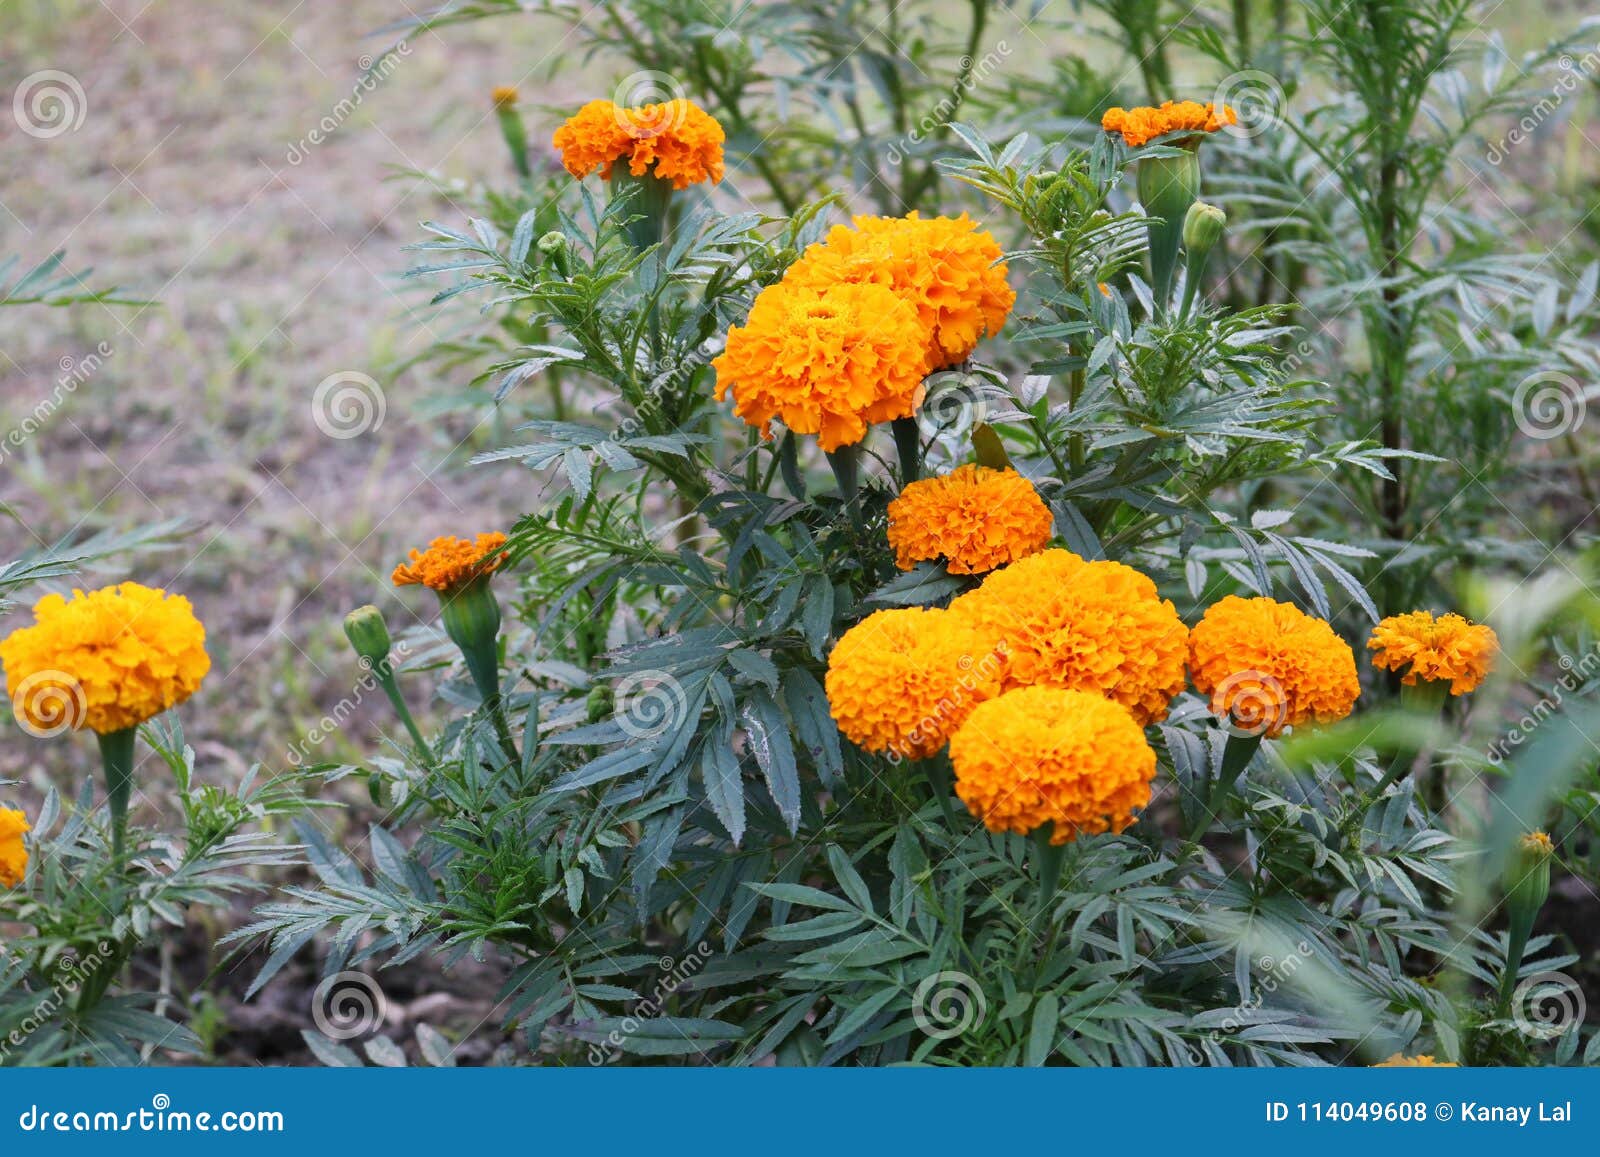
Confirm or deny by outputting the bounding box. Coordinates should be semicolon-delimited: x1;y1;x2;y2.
552;98;725;189
824;607;1004;760
886;465;1053;575
785;212;1015;370
712;281;929;451
1188;595;1359;738
949;549;1189;725
392;533;509;593
0;582;210;736
949;686;1156;844
1101;101;1237;147
0;807;29;888
1373;1054;1457;1068
1368;610;1497;695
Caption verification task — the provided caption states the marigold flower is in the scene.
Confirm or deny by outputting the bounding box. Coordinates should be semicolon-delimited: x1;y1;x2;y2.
825;607;1004;760
887;465;1054;575
950;686;1156;844
491;85;520;109
1368;610;1498;695
1188;595;1359;737
1373;1054;1457;1067
392;533;509;593
785;212;1015;369
712;280;929;451
949;549;1189;725
1101;100;1237;148
0;807;29;887
0;582;210;737
552;98;725;189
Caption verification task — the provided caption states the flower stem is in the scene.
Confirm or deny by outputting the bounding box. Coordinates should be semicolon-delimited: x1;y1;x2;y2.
97;726;137;865
1190;731;1263;839
1030;824;1066;932
826;445;865;537
891;416;922;486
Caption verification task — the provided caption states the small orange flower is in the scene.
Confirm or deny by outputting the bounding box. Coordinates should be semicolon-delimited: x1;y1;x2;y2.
712;280;929;452
552;98;725;189
0;807;29;888
1101;101;1237;147
1373;1054;1457;1067
392;533;509;593
491;85;519;109
1368;610;1497;695
887;465;1053;575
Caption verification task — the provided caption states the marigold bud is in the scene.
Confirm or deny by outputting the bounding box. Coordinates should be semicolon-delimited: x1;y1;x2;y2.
1506;830;1553;917
1182;201;1227;259
344;605;393;670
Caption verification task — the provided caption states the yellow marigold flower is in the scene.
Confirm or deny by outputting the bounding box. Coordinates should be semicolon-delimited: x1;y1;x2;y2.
1373;1054;1457;1067
1189;595;1359;738
0;806;29;887
1368;610;1498;695
552;98;725;190
785;212;1015;370
949;549;1189;725
712;280;929;452
887;465;1053;575
1521;830;1554;856
0;582;210;736
825;607;1004;760
491;85;519;109
1101;100;1237;148
392;533;509;593
950;686;1156;844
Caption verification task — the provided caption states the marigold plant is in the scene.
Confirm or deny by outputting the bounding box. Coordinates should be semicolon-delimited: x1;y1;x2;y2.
1368;610;1498;695
886;465;1053;574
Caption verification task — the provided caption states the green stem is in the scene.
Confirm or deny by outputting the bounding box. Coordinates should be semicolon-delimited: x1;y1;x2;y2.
374;664;434;766
1190;731;1264;839
921;757;963;837
440;581;518;764
1030;825;1066;932
826;444;865;537
891;416;922;486
97;727;137;865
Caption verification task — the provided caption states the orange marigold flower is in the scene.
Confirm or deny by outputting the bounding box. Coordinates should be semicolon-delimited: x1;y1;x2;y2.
887;465;1054;575
950;686;1156;844
392;533;509;593
0;806;29;888
825;607;1004;760
1368;610;1497;695
0;582;210;736
1373;1054;1457;1067
949;549;1189;725
785;212;1015;370
552;98;725;189
1189;595;1359;738
491;85;519;109
1101;101;1237;147
712;280;929;452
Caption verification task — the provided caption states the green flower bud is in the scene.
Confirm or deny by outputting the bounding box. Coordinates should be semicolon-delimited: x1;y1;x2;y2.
536;231;566;255
1135;145;1202;311
1505;830;1553;917
343;605;392;670
1182;201;1227;259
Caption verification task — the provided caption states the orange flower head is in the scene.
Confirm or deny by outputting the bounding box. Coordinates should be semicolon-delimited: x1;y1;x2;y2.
712;280;930;451
949;549;1189;725
950;686;1156;844
785;212;1015;369
552;98;725;189
1101;101;1237;147
887;465;1054;575
491;85;520;109
825;607;1005;760
1374;1054;1457;1068
1189;595;1359;737
0;582;210;737
0;807;29;887
392;533;509;593
1368;610;1497;695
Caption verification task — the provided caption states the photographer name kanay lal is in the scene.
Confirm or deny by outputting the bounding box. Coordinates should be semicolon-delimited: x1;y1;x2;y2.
1267;1101;1573;1125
